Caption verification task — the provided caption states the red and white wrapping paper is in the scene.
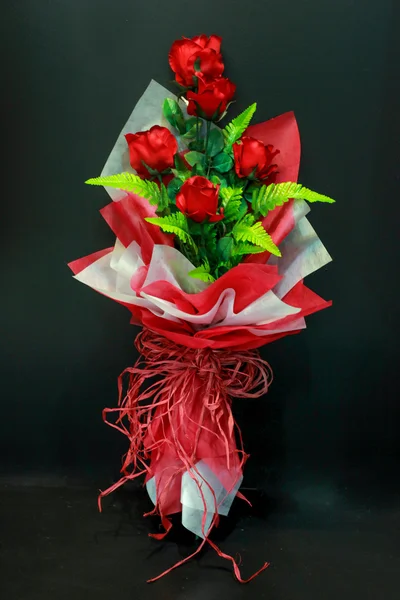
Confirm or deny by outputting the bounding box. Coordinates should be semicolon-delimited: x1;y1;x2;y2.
69;81;332;576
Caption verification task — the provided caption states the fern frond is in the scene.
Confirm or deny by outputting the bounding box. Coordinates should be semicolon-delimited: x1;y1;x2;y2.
220;186;244;203
86;173;161;206
145;213;197;250
188;265;215;283
232;217;281;256
252;181;335;217
224;200;242;222
231;243;266;257
222;103;257;147
220;186;244;222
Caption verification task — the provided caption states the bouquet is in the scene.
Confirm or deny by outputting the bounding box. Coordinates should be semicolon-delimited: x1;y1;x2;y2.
69;34;334;582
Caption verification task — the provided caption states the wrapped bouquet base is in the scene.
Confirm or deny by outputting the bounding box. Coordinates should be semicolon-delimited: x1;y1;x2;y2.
100;328;273;581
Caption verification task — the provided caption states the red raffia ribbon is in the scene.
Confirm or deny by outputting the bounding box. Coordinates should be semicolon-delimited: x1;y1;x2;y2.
99;328;273;582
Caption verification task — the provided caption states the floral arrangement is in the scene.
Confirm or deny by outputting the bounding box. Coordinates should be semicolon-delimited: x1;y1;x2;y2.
69;34;334;583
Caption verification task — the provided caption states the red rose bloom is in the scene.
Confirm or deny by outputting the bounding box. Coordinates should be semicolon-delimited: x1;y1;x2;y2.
169;34;224;88
125;126;178;178
187;77;236;121
233;136;280;181
176;176;223;223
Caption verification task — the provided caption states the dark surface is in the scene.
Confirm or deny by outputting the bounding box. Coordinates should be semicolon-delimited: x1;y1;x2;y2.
1;474;399;599
1;0;400;598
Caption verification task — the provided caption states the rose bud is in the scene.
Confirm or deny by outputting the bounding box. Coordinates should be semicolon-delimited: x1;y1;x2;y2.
176;176;224;223
125;125;177;178
233;136;280;181
187;77;236;121
169;34;224;88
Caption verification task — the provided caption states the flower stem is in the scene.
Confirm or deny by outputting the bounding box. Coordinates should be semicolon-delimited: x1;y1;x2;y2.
205;120;211;158
196;116;200;148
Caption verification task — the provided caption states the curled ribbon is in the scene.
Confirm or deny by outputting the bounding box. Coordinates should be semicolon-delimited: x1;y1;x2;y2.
99;328;273;582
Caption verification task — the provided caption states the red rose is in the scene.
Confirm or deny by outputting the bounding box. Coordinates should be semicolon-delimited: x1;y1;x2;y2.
233;136;280;181
169;34;224;88
125;125;177;178
187;77;236;121
176;176;223;223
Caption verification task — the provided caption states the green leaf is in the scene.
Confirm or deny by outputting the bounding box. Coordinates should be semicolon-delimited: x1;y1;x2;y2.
159;184;170;212
145;213;197;250
173;153;191;180
252;181;336;217
192;163;206;176
237;198;248;220
188;265;215;283
86;173;160;205
188;221;203;236
222;103;257;147
163;98;185;133
167;177;183;200
140;161;159;177
185;151;205;167
232;214;281;256
206;128;225;157
220;186;244;203
212;151;234;173
224;199;242;222
181;117;202;140
182;125;198;140
215;261;230;277
244;183;260;202
188;139;205;152
227;170;243;188
185;117;198;131
220;186;244;222
204;227;217;255
231;242;266;257
217;236;234;262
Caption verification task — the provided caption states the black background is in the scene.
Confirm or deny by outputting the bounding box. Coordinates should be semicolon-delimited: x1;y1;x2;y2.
1;1;399;598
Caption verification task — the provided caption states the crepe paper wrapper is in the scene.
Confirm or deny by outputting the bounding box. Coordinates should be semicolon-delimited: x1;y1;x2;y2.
69;81;332;581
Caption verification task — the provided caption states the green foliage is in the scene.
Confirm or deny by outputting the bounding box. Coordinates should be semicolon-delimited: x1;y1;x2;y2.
206;129;225;157
185;151;205;167
167;177;183;200
173;153;191;181
231;242;266;257
217;236;234;262
188;138;205;152
220;186;244;222
85;173;161;205
232;214;281;256
188;264;216;283
224;199;242;222
252;181;336;217
145;213;197;250
182;117;202;140
212;151;234;173
163;98;185;133
220;186;243;203
192;163;206;176
204;227;217;255
222;103;257;147
215;262;230;277
185;117;198;130
159;184;170;212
